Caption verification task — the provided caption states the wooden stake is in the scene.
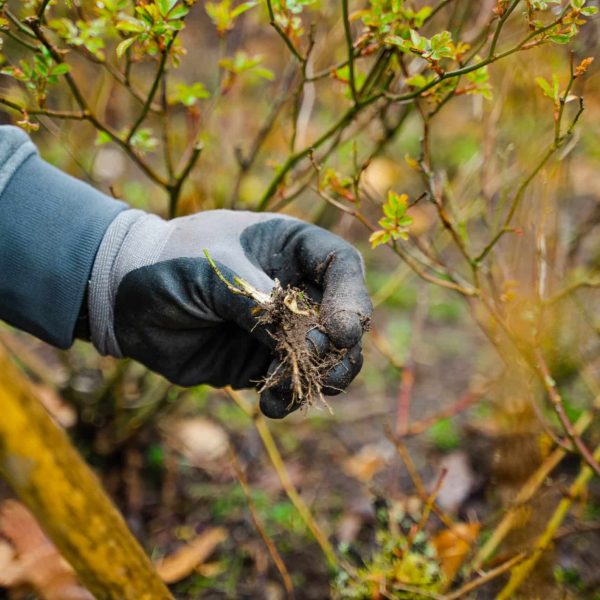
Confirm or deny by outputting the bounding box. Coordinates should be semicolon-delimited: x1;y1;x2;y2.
0;342;174;600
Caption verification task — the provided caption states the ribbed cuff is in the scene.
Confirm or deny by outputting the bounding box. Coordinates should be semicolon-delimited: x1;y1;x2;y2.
0;152;127;348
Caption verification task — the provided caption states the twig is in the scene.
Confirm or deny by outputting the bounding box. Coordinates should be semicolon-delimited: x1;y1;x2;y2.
161;76;174;181
387;432;458;534
544;277;600;305
0;97;87;120
224;388;339;569
4;29;40;52
168;141;203;217
5;8;36;39
446;552;527;600
230;64;296;205
229;448;295;599
127;35;177;143
341;0;358;103
497;440;600;599
474;78;584;262
385;5;571;103
407;468;448;552
37;0;52;20
427;0;459;22
315;186;477;296
257;94;383;210
398;389;485;438
471;408;595;570
75;46;161;112
535;348;600;478
26;17;167;188
395;286;428;435
265;0;304;62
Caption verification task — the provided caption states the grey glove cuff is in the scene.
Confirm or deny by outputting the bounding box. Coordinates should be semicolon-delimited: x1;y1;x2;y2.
89;208;171;356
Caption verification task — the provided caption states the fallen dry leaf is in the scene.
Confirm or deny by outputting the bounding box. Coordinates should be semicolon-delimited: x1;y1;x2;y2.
432;451;477;514
155;527;228;584
342;444;390;482
195;561;225;578
162;417;229;467
431;522;480;581
0;500;94;600
33;383;77;428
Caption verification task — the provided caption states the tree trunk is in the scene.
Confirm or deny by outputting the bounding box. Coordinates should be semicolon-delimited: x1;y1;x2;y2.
0;342;174;600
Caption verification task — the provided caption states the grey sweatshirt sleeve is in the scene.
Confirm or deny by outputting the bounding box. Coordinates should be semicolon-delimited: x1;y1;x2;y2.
0;126;127;348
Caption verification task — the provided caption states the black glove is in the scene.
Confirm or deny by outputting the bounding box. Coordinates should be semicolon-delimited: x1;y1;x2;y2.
87;209;372;418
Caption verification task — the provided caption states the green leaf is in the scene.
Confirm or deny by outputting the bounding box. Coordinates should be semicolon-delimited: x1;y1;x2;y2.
231;1;258;18
369;230;391;249
549;33;573;44
406;73;428;88
116;37;136;58
50;63;70;75
535;76;554;99
427;418;460;451
130;128;159;154
253;66;274;80
95;130;112;146
168;4;189;20
156;0;170;16
116;17;146;33
171;81;211;106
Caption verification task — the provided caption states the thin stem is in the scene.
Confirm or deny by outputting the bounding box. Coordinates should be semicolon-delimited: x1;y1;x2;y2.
257;96;381;210
224;388;339;569
544;277;600;305
229;449;295;599
74;45;162;112
315;185;476;295
4;29;40;52
5;9;36;39
341;0;358;103
168;142;203;217
535;348;600;478
474;227;512;264
127;36;176;143
306;56;353;82
230;65;296;205
37;0;52;20
476;77;584;262
26;17;167;188
161;75;174;181
265;0;304;62
386;6;570;103
471;408;594;570
0;97;87;119
426;0;459;23
497;441;600;598
446;552;527;600
488;0;519;57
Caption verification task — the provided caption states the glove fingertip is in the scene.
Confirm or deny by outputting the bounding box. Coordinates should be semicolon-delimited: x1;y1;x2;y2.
321;344;363;395
306;328;329;356
322;309;366;349
259;389;296;419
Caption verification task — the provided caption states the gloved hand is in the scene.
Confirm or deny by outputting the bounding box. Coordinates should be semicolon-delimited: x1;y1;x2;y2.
87;209;372;418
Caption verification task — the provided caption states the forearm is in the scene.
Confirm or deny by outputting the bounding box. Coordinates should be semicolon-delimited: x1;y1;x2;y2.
0;126;127;348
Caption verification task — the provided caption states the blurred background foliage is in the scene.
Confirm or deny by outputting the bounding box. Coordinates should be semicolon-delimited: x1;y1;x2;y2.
1;0;600;598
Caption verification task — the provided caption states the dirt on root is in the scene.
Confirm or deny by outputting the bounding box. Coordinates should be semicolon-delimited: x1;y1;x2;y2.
256;285;346;412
